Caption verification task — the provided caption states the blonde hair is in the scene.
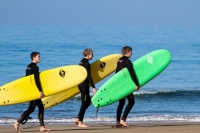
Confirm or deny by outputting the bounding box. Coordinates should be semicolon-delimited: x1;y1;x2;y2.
83;48;93;56
121;46;132;55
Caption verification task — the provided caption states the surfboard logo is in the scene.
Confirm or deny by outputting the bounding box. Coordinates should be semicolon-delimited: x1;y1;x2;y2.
100;62;106;68
59;69;66;78
147;56;153;64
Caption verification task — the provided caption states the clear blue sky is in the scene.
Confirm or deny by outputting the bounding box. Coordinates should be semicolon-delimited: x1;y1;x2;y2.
0;0;200;26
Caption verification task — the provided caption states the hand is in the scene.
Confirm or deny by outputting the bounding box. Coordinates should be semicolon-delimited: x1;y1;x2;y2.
136;86;140;91
92;88;97;95
40;92;44;99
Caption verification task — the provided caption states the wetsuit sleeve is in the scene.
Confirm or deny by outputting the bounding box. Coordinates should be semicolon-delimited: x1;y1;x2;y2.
85;62;95;88
126;60;139;86
115;62;120;73
33;66;43;92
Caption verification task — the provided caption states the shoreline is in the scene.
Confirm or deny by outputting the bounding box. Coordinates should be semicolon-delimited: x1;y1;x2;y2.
1;122;200;133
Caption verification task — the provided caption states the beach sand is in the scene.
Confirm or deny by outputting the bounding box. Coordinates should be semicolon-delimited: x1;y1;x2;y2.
0;122;200;133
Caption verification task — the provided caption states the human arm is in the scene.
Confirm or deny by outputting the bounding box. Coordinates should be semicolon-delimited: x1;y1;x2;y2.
126;60;140;90
84;62;97;94
33;66;44;98
85;62;95;88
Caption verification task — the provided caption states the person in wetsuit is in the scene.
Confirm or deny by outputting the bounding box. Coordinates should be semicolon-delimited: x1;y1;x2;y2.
13;52;51;132
115;46;140;128
75;48;97;127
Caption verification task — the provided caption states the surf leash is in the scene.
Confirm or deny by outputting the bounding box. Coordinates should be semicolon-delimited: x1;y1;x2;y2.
21;115;32;124
23;120;37;129
95;107;114;127
23;120;51;129
19;103;33;125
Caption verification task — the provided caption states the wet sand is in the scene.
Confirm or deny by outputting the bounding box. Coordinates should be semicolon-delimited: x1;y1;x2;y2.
1;122;200;133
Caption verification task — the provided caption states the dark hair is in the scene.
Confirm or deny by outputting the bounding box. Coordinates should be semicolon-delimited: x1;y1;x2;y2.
121;46;132;55
83;48;93;56
30;52;40;60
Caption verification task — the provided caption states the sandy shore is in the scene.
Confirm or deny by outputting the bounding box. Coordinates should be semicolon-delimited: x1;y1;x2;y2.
1;122;200;133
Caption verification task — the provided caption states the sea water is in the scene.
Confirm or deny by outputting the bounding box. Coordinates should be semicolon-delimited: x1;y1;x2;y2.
0;25;200;124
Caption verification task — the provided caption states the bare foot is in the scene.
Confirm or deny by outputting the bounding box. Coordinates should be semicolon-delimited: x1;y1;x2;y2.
78;122;89;128
75;118;79;125
115;122;123;128
13;122;20;132
120;120;130;127
40;126;51;132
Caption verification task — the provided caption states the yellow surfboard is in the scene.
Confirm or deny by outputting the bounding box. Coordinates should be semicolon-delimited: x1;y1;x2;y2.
42;54;122;109
0;65;87;106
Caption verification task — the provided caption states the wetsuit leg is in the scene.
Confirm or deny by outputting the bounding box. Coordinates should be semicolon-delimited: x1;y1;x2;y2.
121;93;135;120
17;100;36;124
35;99;44;126
117;98;125;122
77;86;91;121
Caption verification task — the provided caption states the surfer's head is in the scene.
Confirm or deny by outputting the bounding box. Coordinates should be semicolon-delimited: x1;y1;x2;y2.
83;48;93;60
30;52;40;63
121;46;132;58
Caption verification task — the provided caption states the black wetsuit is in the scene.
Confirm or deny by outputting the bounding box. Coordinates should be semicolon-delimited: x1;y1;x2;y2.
116;56;139;121
17;62;44;126
77;58;95;121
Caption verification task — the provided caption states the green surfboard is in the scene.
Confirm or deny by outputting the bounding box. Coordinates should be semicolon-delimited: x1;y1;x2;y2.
92;49;171;108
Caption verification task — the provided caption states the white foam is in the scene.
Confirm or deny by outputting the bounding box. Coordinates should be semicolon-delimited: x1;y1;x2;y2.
1;115;200;124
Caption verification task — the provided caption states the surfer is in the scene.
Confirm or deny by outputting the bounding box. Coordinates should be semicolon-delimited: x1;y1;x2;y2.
115;46;140;128
13;52;51;132
75;48;97;127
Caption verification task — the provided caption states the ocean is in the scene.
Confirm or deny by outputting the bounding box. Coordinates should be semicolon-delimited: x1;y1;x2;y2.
0;25;200;125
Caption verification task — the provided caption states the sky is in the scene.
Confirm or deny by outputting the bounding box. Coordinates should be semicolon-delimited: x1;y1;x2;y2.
0;0;200;26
